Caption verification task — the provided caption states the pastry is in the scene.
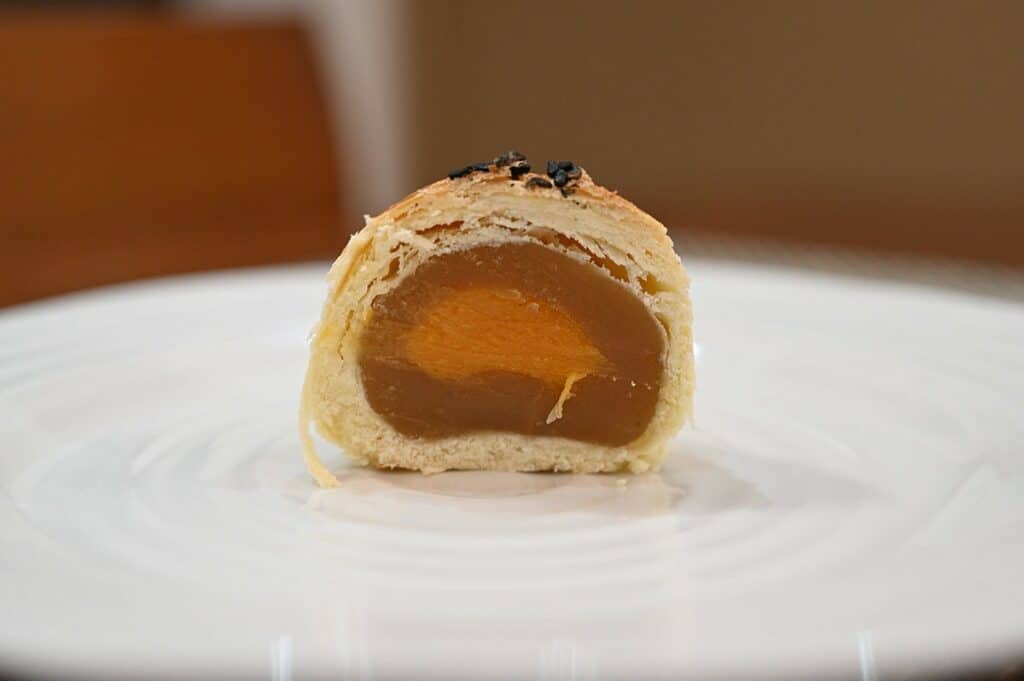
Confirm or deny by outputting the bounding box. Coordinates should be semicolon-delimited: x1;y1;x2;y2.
300;151;694;486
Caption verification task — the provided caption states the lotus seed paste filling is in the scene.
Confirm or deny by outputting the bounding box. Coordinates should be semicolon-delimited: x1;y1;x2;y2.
358;241;665;446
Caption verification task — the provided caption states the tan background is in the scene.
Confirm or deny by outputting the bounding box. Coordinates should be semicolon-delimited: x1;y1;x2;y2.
1;1;1023;308
409;1;1024;264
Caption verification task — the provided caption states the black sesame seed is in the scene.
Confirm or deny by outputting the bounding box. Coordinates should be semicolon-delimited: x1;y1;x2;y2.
470;162;491;172
566;166;582;180
493;150;527;167
447;165;473;179
553;169;569;187
525;177;553;189
547;160;576;177
560;187;576;198
509;161;531;178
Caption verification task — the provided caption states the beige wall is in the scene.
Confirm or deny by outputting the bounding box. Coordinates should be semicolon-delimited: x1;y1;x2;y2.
408;1;1024;263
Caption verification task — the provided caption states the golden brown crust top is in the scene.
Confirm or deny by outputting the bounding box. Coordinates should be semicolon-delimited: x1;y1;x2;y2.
377;151;669;243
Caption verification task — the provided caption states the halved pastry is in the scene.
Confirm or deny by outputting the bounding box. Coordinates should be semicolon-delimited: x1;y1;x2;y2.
300;152;694;486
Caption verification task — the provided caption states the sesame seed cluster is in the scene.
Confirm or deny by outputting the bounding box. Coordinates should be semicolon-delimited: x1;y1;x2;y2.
448;150;584;197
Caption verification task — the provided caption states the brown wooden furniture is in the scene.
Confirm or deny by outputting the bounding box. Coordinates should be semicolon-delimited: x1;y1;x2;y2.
0;13;343;308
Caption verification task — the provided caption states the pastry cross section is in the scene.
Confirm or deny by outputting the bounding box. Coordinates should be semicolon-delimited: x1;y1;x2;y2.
358;241;665;446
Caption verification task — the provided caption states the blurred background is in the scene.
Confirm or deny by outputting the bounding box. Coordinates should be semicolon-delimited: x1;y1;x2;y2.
2;0;1024;308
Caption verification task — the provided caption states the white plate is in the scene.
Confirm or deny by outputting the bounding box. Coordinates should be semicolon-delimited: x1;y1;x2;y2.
1;261;1022;680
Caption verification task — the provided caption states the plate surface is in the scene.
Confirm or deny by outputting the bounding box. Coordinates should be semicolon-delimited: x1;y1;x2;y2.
1;261;1022;680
